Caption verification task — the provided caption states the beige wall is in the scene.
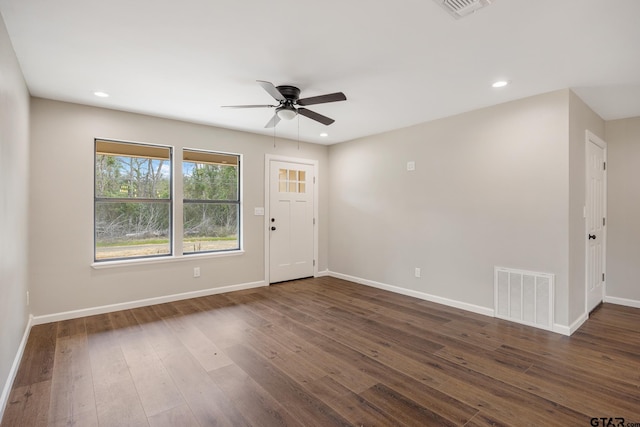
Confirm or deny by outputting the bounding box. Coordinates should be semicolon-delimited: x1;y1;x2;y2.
0;15;30;414
28;98;329;316
568;92;605;322
329;90;573;326
605;117;640;303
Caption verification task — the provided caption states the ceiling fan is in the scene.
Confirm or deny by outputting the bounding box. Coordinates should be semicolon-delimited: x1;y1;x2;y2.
222;80;347;128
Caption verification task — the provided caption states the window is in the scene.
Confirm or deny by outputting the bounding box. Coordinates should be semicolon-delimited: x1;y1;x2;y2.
278;168;306;193
94;140;242;263
94;139;172;261
183;150;240;254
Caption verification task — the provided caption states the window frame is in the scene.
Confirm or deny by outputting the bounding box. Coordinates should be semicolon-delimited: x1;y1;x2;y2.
182;148;242;256
92;139;244;267
93;138;173;262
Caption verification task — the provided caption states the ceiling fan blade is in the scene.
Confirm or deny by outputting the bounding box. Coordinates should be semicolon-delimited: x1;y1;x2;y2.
264;113;281;128
297;92;346;106
257;80;286;102
221;104;276;108
298;108;335;126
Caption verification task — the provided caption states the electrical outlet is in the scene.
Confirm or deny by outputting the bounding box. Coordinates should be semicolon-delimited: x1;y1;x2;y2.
193;267;200;278
414;267;421;278
26;291;30;306
407;161;416;171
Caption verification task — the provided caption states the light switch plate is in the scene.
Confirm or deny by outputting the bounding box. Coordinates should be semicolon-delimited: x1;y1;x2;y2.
254;207;265;216
407;161;415;171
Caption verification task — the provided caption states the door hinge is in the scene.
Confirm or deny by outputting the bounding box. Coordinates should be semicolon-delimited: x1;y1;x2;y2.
313;176;316;184
313;218;316;225
313;260;316;266
603;162;606;171
602;273;605;281
603;217;606;226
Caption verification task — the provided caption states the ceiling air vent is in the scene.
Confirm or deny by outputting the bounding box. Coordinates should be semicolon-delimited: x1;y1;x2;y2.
434;0;493;19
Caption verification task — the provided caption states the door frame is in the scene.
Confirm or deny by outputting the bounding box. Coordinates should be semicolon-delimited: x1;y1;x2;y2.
585;130;607;314
264;154;319;284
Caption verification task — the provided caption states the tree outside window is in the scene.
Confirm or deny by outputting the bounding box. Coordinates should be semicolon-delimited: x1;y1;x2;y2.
94;140;172;261
182;150;240;254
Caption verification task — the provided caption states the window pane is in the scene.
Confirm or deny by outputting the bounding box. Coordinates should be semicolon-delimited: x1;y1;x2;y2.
183;161;238;200
95;154;170;199
95;201;170;260
183;203;239;253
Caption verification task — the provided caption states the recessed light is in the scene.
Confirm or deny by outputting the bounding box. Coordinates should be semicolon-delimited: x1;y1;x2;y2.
491;80;509;88
320;133;329;137
94;91;110;98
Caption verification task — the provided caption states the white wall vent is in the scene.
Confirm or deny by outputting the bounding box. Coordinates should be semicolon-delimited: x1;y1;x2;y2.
494;267;554;331
434;0;493;19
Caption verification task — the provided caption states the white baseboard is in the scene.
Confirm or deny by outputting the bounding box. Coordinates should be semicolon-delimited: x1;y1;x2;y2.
315;270;330;277
32;280;267;325
604;295;640;309
555;297;640;337
554;312;588;336
1;314;33;422
328;271;494;317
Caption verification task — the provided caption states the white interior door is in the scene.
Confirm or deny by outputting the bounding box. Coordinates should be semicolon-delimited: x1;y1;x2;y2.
269;160;314;283
586;131;607;313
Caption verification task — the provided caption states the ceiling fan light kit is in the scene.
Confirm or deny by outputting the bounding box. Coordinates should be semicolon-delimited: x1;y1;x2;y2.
222;80;346;128
276;106;297;120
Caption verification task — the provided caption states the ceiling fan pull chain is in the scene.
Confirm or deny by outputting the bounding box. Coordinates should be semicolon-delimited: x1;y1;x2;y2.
297;114;300;150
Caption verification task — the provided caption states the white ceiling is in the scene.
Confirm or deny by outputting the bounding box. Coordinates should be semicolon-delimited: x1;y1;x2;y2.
1;0;639;145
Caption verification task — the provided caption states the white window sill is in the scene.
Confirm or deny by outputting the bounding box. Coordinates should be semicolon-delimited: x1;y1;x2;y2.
91;250;244;269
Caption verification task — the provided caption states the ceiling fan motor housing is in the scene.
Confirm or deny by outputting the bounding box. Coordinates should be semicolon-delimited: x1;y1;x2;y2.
276;85;301;102
275;85;300;120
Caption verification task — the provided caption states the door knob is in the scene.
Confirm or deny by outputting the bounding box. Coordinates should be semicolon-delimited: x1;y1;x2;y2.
588;234;596;240
271;226;276;231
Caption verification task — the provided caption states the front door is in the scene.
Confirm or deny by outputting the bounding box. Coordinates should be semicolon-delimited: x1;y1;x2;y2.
269;160;314;283
586;131;607;313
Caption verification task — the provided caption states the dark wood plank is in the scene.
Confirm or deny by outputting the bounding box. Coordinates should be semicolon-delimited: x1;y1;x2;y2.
3;278;640;426
305;376;404;426
84;313;149;426
113;311;186;419
360;383;460;426
225;343;352;427
147;404;199;427
133;306;249;426
48;335;97;426
0;381;51;427
56;317;86;339
208;363;300;427
12;323;57;387
161;310;234;372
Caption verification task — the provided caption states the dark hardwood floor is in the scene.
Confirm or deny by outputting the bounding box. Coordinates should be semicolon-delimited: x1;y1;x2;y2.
3;277;640;426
